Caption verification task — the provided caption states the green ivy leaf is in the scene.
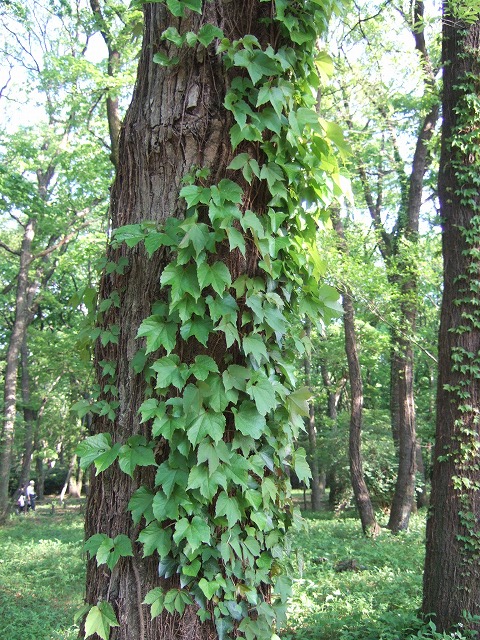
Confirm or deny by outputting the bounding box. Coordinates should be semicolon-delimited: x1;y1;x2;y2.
240;210;265;237
247;373;278;415
258;107;282;135
197;24;223;47
182;558;201;576
94;443;121;475
273;574;292;602
198;577;220;600
223;365;250;392
233;401;266;438
118;437;157;478
138;521;172;558
139;398;161;422
178;221;210;257
153;490;180;521
196;440;220;474
76;433;113;470
84;533;110;559
261;476;278;506
226;227;246;256
160;26;184;46
212;179;244;205
131;348;147;374
152;355;189;389
153;51;179;67
293;447;311;485
155;463;188;498
179;184;211;207
190;355;219;381
227;153;250;171
187;464;227;500
84;601;119;640
215;491;242;527
187;410;225;446
243;536;261;558
242;333;269;364
110;534;134;569
136;315;177;355
179;316;213;346
315;50;333;82
112;224;144;247
286;386;311;418
319;117;351;157
143;587;165;620
197;261;232;295
127;487;155;525
94;534;134;570
173;515;211;551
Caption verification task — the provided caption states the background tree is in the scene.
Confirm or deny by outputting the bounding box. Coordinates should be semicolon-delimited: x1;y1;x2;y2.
322;0;441;530
332;210;380;535
0;0;139;517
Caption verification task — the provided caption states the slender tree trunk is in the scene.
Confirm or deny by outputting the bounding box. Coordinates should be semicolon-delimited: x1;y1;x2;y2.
304;320;322;511
333;212;380;536
415;441;428;508
387;337;417;532
19;335;35;488
89;0;121;169
0;219;36;522
422;10;480;631
83;3;285;638
321;363;347;508
35;456;45;501
343;1;439;533
389;345;401;446
60;454;80;501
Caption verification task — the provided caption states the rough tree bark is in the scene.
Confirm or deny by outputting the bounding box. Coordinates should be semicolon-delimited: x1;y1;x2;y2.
422;9;480;631
83;3;285;639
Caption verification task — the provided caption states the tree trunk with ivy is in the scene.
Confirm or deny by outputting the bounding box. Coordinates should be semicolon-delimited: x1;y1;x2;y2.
422;8;480;631
80;1;346;639
83;5;255;638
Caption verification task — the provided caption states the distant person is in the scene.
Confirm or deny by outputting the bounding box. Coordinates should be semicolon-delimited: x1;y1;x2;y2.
16;485;26;515
26;480;36;511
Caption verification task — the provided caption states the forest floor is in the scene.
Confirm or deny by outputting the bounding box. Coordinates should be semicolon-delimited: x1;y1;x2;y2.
0;499;468;640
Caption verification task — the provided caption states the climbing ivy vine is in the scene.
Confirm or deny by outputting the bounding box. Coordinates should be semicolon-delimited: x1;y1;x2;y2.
439;35;480;575
76;0;350;638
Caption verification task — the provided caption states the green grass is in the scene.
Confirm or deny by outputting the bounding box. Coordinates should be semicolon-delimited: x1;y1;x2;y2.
0;502;85;640
284;510;427;640
0;503;473;640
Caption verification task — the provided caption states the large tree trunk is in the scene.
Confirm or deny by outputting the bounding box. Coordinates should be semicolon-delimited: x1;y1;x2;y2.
422;10;480;631
83;3;284;639
333;213;380;536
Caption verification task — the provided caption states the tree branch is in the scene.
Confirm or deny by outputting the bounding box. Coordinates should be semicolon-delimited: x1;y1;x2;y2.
0;240;21;256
